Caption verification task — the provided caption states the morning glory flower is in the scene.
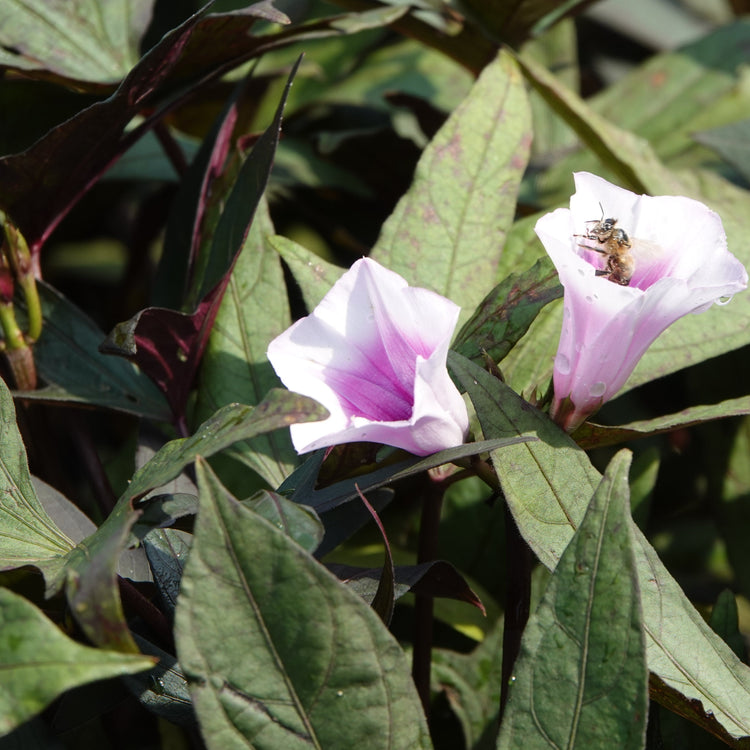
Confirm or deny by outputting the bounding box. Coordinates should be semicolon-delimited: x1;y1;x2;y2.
536;172;748;432
267;257;469;456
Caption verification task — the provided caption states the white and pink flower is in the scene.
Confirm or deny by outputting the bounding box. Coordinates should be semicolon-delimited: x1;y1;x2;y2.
267;258;469;456
536;172;748;432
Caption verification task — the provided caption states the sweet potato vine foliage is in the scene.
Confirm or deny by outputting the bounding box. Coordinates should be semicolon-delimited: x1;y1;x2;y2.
4;2;750;750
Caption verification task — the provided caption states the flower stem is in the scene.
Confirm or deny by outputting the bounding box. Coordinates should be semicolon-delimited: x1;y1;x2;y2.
0;300;36;389
3;219;42;342
499;503;532;724
18;273;42;343
154;120;188;178
412;476;445;719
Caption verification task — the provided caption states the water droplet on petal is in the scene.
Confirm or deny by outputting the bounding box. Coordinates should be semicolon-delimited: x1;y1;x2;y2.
717;295;734;306
590;381;606;398
556;354;570;374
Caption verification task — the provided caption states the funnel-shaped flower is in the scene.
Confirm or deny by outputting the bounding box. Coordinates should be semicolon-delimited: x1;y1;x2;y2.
267;257;469;456
536;172;748;432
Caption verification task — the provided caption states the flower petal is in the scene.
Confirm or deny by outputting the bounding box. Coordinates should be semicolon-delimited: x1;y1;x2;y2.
267;257;469;455
536;172;748;432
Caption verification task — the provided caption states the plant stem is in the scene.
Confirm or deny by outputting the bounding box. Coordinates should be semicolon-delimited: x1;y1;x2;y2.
2;214;42;341
412;476;445;719
499;503;533;723
18;274;42;342
154;120;188;177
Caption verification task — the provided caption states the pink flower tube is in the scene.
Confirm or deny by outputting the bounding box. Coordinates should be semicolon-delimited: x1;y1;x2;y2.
267;257;469;456
536;172;748;432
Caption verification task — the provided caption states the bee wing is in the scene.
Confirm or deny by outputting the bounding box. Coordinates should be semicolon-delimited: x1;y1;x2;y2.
628;238;671;288
630;237;666;262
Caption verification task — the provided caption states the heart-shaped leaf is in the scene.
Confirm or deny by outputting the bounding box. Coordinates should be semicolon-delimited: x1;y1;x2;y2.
371;49;532;324
498;450;648;749
0;587;154;736
175;458;433;749
451;352;750;744
57;391;327;653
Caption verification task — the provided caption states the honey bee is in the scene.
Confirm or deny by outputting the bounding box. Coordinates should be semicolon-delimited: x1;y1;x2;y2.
576;209;634;286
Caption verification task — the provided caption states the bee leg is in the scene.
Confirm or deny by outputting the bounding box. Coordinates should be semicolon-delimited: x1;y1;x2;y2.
578;242;607;254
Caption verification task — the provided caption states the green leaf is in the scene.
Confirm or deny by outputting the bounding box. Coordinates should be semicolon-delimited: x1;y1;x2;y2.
241;490;324;555
256;36;473;128
521;19;579;162
188;58;301;309
31;475;96;545
269;234;345;313
485;213;562;395
710;590;747;663
635;526;750;744
14;281;170;421
598;21;750;175
460;0;588;46
129;392;327;501
318;37;473;113
175;458;432;750
195;201;298;487
574;394;750;450
453;256;562;365
0;0;153;84
449;352;599;571
0;586;153;736
497;450;647;750
57;391;327;654
432;617;504;749
371;49;532;324
287;437;535;516
514;49;683;197
143;528;190;619
532;21;750;206
451;353;750;744
0;379;73;581
720;416;750;603
695;119;750;183
124;634;195;727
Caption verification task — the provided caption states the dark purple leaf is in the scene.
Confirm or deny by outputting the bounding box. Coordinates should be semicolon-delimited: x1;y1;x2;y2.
187;55;303;308
328;560;485;614
0;6;204;261
153;86;240;310
101;59;301;423
14;281;170;420
100;285;225;426
0;2;289;262
356;485;395;625
285;437;535;515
